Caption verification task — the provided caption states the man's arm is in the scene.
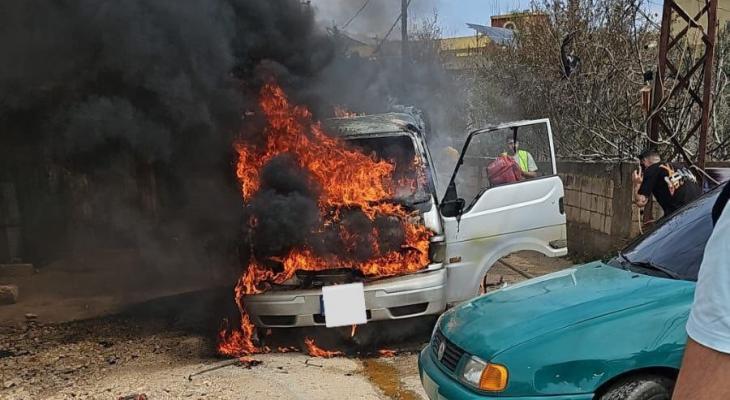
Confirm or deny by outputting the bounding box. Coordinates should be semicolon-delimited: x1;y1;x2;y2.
674;208;730;399
521;152;538;178
673;339;730;399
632;169;648;207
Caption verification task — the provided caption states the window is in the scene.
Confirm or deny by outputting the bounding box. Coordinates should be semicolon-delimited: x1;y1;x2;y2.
443;121;555;211
616;185;723;281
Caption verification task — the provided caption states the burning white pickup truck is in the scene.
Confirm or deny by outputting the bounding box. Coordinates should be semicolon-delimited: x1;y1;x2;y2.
218;83;567;356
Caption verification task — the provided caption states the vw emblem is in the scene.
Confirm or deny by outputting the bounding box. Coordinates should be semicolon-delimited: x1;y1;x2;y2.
437;342;446;361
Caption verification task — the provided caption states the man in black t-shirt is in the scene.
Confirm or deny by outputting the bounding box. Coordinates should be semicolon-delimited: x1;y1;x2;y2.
632;149;701;217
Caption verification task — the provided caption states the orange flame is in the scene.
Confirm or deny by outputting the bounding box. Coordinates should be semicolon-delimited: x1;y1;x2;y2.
304;338;344;358
350;324;357;338
218;82;432;357
334;105;359;118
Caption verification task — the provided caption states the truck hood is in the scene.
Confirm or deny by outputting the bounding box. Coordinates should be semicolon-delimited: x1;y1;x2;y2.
439;262;689;360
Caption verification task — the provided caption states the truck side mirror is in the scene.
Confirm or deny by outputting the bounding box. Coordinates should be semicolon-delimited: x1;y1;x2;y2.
440;198;465;217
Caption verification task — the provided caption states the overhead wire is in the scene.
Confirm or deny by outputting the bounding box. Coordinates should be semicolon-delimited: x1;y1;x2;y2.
341;0;371;30
373;0;411;55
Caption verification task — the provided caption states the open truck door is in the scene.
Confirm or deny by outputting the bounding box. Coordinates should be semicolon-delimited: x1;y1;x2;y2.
440;119;567;303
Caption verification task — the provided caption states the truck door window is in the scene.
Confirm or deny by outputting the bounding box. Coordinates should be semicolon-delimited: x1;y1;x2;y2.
445;122;555;212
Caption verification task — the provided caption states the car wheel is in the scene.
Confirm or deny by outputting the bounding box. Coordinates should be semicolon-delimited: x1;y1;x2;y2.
599;374;674;400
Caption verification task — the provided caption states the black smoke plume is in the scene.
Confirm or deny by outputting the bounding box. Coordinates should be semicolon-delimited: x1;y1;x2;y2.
0;0;334;276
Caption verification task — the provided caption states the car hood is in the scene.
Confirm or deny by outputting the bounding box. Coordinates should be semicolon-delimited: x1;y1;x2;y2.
439;262;690;360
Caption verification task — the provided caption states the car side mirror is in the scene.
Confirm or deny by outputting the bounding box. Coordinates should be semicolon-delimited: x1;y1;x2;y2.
440;198;465;217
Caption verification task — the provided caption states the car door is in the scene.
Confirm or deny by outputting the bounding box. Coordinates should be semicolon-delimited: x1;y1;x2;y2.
440;119;567;303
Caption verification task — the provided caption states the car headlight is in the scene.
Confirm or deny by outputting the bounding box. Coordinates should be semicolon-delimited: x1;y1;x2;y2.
460;356;508;392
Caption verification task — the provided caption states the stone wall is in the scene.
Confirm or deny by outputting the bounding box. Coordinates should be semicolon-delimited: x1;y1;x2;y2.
559;162;642;260
559;161;730;260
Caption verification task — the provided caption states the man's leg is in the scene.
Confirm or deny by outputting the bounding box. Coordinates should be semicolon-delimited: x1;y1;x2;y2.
673;338;730;399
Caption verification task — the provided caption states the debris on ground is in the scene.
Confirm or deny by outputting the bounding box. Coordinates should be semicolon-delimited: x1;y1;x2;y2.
117;394;148;400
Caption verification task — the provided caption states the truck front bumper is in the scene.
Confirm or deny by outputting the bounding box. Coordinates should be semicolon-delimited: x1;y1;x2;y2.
244;265;446;328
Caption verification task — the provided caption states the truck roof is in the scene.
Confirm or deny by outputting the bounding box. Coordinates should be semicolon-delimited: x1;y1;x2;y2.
324;112;424;138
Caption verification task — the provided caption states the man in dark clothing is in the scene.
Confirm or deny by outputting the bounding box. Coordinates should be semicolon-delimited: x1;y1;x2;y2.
632;149;701;217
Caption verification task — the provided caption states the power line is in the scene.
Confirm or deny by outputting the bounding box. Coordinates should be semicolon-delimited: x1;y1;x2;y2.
373;0;411;55
341;0;371;30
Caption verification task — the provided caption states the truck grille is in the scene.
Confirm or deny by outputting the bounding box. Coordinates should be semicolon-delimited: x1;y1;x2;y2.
431;329;465;372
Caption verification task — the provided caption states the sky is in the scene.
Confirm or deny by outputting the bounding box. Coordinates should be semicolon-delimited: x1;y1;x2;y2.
430;0;535;37
310;0;535;39
309;0;663;39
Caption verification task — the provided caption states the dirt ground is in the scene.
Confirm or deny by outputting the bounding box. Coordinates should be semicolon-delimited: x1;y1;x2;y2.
0;251;573;400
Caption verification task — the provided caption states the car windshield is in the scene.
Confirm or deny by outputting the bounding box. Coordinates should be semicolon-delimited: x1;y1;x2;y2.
610;184;724;281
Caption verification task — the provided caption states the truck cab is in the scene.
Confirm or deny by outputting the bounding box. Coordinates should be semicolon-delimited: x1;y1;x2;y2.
244;112;567;328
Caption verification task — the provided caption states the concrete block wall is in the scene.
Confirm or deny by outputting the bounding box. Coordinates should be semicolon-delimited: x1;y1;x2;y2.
558;162;641;260
563;174;615;235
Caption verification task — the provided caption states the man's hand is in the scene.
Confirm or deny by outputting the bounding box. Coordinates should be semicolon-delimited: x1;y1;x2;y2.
632;168;648;207
632;168;643;185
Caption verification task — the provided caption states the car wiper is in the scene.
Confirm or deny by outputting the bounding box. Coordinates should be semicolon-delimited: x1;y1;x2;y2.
628;261;682;280
617;252;681;280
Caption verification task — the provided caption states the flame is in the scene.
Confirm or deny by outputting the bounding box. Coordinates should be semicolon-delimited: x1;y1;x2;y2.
378;349;397;357
334;105;359;118
218;82;432;357
304;338;344;358
350;324;357;338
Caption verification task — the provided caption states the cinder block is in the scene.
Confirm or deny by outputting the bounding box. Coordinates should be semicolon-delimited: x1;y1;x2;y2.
566;206;578;222
603;216;613;235
605;198;614;216
564;174;575;189
607;179;615;198
565;189;578;207
590;212;604;231
580;192;591;210
595;194;603;213
580;209;591;225
586;179;596;195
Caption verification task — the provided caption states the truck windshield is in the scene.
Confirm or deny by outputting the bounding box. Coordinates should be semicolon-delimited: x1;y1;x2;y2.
611;184;724;281
345;135;430;204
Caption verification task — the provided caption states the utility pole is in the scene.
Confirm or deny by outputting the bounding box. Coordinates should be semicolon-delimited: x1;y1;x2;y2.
401;0;409;85
644;0;719;225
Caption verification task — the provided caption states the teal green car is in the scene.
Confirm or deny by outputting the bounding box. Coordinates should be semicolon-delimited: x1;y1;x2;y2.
419;187;722;400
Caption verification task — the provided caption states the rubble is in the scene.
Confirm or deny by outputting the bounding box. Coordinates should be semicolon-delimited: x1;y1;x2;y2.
117;394;148;400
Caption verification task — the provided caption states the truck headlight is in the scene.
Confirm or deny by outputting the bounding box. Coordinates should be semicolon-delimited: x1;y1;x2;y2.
428;236;445;263
460;356;508;392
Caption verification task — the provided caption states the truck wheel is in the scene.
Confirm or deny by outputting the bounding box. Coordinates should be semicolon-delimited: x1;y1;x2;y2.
598;374;674;400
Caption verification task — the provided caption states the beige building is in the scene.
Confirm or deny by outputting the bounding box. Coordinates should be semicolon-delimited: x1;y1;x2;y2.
671;0;730;41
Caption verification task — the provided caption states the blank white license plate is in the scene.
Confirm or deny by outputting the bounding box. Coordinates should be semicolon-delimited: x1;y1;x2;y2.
321;283;367;328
